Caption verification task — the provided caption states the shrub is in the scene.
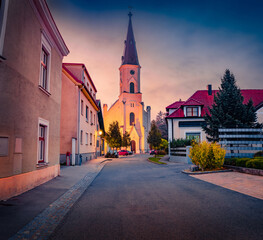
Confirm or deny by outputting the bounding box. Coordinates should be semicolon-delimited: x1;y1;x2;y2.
235;158;251;167
170;138;193;148
157;150;166;155
189;141;225;171
246;158;263;170
224;158;237;166
254;151;263;158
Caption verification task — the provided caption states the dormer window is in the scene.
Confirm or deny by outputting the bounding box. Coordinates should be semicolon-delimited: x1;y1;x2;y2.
186;107;198;117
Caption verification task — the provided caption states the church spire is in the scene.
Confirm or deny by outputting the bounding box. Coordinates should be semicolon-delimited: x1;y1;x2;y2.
121;11;139;66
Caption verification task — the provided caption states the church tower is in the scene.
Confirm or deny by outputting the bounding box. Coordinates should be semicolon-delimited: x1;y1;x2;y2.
119;12;141;97
103;11;151;153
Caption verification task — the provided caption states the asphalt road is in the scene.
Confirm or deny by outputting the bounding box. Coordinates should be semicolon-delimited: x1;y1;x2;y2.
50;154;263;240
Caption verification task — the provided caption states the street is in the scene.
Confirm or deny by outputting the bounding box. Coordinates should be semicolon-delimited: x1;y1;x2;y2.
50;154;263;240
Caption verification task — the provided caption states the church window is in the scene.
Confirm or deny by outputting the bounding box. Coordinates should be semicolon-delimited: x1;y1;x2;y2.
130;82;134;93
130;112;135;126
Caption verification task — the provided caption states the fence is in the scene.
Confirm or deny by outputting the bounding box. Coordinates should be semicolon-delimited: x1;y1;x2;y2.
219;128;263;158
169;146;192;164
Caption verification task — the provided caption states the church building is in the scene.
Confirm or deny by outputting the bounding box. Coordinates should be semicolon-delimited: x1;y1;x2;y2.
103;12;151;153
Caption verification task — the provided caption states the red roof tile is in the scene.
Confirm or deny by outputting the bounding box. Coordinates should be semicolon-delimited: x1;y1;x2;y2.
166;89;263;119
166;101;185;109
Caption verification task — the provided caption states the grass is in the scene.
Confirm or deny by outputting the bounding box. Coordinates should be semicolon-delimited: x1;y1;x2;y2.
148;156;166;165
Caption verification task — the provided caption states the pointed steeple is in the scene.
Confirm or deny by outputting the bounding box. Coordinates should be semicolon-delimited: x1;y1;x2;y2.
121;11;139;66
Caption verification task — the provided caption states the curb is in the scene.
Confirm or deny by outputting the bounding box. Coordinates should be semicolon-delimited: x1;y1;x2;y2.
224;165;263;176
182;169;233;175
10;161;108;240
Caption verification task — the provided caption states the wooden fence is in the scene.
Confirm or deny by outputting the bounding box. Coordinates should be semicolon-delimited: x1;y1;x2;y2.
219;128;263;158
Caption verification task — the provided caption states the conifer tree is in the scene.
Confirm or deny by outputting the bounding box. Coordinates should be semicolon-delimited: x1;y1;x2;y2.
147;120;162;150
203;69;259;141
105;121;122;150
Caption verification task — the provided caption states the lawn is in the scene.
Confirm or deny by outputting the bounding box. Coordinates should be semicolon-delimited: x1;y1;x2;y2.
148;155;166;165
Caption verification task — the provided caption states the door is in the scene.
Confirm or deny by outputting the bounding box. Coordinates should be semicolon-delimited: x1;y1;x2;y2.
72;138;76;165
131;140;136;153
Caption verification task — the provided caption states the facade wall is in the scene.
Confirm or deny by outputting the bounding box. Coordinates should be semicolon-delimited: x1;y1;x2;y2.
256;107;263;124
0;0;67;200
60;73;78;156
171;118;206;142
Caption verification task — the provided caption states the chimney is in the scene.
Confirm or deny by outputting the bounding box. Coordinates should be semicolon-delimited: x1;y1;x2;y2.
207;84;212;95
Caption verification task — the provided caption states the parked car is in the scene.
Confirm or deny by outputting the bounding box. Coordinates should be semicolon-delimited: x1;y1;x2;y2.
118;150;129;156
150;150;157;155
128;151;133;155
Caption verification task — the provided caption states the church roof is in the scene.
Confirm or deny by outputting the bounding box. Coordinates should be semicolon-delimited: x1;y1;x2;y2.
121;12;139;66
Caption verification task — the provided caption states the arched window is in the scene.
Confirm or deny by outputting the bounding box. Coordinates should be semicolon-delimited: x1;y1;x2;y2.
130;82;134;93
130;112;135;126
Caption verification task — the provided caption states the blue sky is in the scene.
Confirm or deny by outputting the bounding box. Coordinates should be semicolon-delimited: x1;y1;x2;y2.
47;0;263;118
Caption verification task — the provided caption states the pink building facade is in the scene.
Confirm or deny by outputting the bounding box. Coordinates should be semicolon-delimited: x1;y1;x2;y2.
60;63;103;165
0;0;69;200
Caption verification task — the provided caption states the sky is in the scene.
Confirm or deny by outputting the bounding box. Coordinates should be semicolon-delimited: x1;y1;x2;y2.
47;0;263;119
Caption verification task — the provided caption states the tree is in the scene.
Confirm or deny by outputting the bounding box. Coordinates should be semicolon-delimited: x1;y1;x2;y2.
155;111;168;140
147;120;162;151
159;138;168;153
105;121;122;150
122;131;131;149
203;69;259;141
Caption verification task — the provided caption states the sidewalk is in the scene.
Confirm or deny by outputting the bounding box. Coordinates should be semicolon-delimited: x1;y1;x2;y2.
0;157;110;240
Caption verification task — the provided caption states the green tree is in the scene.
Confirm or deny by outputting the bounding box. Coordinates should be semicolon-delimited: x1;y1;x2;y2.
105;121;122;150
122;131;131;149
203;69;259;141
147;120;162;151
155;111;168;140
159;138;169;153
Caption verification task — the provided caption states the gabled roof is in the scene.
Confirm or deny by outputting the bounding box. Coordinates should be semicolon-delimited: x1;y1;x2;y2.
62;63;99;111
166;89;263;119
63;63;97;92
166;101;185;109
121;12;139;66
182;98;204;106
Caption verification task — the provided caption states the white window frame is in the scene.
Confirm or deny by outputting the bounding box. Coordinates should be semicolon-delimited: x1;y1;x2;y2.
37;118;49;164
39;32;51;93
0;0;9;56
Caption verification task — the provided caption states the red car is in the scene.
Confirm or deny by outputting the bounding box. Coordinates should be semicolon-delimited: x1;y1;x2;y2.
118;150;129;156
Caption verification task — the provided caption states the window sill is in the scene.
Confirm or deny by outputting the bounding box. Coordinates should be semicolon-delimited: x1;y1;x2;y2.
36;162;49;169
38;85;51;96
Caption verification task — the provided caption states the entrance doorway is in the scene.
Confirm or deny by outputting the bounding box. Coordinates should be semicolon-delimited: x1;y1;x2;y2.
131;140;136;153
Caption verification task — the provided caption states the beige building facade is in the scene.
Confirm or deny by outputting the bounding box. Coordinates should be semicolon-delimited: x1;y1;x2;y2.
103;12;151;153
60;63;102;165
0;0;69;200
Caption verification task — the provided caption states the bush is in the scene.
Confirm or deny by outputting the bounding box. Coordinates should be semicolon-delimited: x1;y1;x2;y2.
236;158;251;167
224;158;237;166
170;138;193;148
189;141;225;171
246;158;263;170
254;151;263;158
157;150;166;155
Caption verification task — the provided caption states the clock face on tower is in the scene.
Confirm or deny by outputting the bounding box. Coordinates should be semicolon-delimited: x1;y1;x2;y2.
130;70;135;75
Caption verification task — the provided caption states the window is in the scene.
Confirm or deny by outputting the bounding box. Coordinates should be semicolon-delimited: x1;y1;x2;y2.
186;132;200;142
80;130;83;145
130;103;134;107
38;118;49;164
86;106;89;121
86;132;88;145
81;100;83;115
130;82;134;93
186;107;198;117
97;140;99;148
90;111;92;124
130;112;135;126
40;48;48;89
39;33;51;93
0;0;9;56
0;136;8;156
90;133;92;145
